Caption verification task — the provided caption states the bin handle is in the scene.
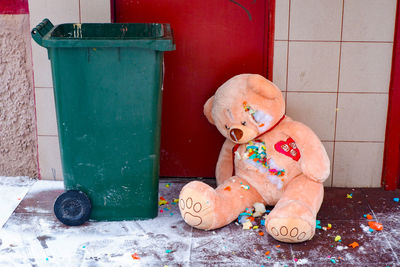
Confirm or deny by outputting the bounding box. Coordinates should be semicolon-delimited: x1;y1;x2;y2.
31;18;54;46
163;24;175;44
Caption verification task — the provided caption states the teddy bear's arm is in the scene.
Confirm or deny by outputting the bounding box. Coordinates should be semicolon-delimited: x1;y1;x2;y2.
215;139;235;185
281;121;330;183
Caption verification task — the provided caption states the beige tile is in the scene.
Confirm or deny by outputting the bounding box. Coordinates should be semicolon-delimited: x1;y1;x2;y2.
273;41;288;91
35;88;58;136
38;136;64;180
342;0;397;42
29;0;80;26
332;142;384;187
31;42;53;88
339;42;393;93
287;42;340;92
81;0;111;23
275;0;289;40
286;92;336;141
322;141;334;187
336;93;388;141
29;0;79;87
289;0;342;41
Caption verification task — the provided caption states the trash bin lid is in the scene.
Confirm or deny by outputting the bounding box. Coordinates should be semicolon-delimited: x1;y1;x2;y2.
32;19;175;51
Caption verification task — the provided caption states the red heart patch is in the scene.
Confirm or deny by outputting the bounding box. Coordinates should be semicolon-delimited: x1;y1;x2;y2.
274;137;301;161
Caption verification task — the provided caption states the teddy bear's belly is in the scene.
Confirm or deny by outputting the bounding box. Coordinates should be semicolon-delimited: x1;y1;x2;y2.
234;139;302;193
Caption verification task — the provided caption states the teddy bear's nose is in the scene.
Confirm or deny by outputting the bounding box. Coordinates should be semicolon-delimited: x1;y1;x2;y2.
230;128;243;142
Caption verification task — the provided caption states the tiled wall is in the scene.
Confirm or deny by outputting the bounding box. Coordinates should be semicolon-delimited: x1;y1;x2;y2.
29;0;111;180
29;0;397;187
273;0;397;187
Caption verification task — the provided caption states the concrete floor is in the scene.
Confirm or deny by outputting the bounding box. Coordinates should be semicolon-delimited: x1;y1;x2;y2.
0;176;399;266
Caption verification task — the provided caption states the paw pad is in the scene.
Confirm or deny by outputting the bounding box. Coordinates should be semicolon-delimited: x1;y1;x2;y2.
178;189;214;229
267;218;314;243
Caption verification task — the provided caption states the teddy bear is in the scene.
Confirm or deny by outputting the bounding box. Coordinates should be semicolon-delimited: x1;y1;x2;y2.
178;74;330;243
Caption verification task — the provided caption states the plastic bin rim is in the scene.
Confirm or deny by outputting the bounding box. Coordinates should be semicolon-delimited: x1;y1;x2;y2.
32;19;176;51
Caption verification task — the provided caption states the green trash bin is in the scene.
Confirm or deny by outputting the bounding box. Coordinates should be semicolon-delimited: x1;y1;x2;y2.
31;19;175;224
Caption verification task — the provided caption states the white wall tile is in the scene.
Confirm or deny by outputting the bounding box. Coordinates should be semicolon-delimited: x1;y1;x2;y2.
322;141;334;187
336;93;388;142
29;0;80;87
289;0;342;41
29;0;80;26
35;88;58;136
273;41;288;91
286;92;336;140
339;43;393;93
342;0;397;42
287;42;340;92
332;142;384;187
275;0;289;40
80;0;111;23
38;136;64;180
31;42;53;88
29;0;80;181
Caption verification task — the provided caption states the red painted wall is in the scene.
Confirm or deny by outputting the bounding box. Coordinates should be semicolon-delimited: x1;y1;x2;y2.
0;0;29;14
382;2;400;190
115;0;272;178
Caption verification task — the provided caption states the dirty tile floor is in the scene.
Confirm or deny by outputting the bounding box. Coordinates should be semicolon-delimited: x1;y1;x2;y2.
0;176;399;266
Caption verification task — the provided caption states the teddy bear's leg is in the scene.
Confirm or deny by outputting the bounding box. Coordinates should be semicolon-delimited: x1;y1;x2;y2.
179;176;264;230
265;174;323;243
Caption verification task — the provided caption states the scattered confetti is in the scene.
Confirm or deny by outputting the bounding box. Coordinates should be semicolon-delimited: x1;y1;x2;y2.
258;231;264;236
165;183;171;188
394;198;399;202
159;196;168;206
265;251;270;256
165;249;172;253
368;221;383;231
330;258;336;263
131;253;140;260
294;258;298;262
276;245;281;248
334;235;341;242
348;242;359;248
224;186;231;191
242;220;253;230
366;214;373;220
346;193;353;199
241;184;250;190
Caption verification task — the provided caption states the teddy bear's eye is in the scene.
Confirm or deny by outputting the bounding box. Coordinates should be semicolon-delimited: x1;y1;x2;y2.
241;121;247;126
225;125;229;130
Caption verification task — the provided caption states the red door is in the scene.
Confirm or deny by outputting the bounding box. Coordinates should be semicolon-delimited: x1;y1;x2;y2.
115;0;272;177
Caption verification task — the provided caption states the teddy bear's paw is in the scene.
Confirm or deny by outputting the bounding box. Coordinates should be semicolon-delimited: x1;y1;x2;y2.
266;217;314;243
179;185;216;230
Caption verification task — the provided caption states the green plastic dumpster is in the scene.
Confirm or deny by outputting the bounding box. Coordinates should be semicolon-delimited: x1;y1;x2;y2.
31;19;175;225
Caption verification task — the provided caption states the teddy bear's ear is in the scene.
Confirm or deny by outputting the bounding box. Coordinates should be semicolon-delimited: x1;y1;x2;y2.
247;74;280;100
203;96;215;125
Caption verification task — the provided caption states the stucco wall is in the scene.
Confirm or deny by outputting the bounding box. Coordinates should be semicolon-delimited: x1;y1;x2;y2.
0;14;38;177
